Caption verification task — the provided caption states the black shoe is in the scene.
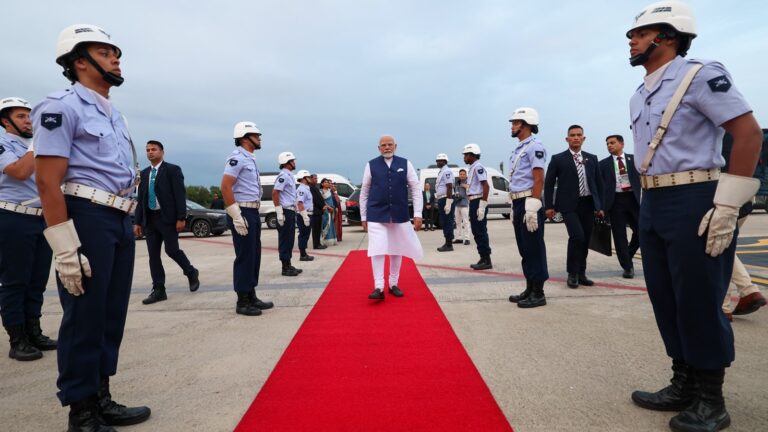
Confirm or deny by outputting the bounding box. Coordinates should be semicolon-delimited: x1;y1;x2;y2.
622;268;635;279
578;274;594;286
142;287;167;305
187;268;200;292
314;244;327;250
281;261;301;277
236;291;262;316
437;242;454;252
669;369;730;432
290;266;303;274
98;378;151;426
470;256;492;271
631;360;695;412
250;292;274;310
300;254;315;261
567;274;579;289
509;280;532;303
453;239;463;244
368;288;385;300
25;318;57;351
388;286;404;297
464;240;470;245
69;396;115;432
518;281;546;308
5;325;43;361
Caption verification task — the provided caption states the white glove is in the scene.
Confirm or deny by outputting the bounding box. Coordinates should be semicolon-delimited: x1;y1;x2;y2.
275;205;285;226
698;174;759;257
444;198;453;214
226;204;249;236
44;220;91;296
300;210;310;226
524;197;542;232
477;200;487;221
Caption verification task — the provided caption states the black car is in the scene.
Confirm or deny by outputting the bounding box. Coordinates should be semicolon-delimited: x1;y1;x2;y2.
184;200;227;237
345;189;415;225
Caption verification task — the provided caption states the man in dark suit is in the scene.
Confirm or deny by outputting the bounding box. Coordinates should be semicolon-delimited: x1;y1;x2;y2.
309;174;327;249
599;135;641;278
422;182;436;230
209;193;225;210
133;140;200;304
544;125;603;288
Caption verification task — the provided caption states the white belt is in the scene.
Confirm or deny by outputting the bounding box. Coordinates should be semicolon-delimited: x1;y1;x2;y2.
283;206;296;211
62;182;137;213
640;168;720;190
0;200;43;217
436;194;447;199
237;201;261;208
509;190;532;200
468;194;483;200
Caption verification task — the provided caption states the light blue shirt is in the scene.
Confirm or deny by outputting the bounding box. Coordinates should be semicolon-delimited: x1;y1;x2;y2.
467;160;487;196
630;56;751;175
273;168;296;207
0;133;39;206
435;165;454;197
32;83;136;195
223;147;261;202
508;136;547;192
296;183;313;211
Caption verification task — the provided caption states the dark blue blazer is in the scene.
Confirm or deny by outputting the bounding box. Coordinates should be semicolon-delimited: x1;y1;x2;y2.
598;153;641;211
544;150;603;212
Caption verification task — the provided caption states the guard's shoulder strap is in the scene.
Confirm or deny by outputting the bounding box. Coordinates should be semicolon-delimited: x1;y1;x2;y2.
639;63;703;174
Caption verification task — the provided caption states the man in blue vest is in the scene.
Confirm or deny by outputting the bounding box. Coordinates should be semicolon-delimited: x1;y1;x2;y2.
360;135;423;300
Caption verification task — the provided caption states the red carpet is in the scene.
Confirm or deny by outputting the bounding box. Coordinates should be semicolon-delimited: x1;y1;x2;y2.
235;250;513;432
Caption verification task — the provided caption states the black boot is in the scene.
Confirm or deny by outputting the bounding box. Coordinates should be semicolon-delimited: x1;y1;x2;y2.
281;260;300;276
25;317;57;351
518;281;546;308
669;369;730;432
186;268;200;292
249;291;274;310
631;359;696;411
437;241;454;252
470;256;492;270
509;280;532;303
98;377;151;426
69;395;115;432
300;249;315;261
141;286;167;305
236;290;262;316
5;324;42;361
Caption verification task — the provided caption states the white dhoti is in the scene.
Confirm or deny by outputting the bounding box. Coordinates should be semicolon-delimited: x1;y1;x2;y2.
367;222;423;289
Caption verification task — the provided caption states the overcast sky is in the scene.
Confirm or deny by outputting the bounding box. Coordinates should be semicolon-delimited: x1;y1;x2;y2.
6;1;768;186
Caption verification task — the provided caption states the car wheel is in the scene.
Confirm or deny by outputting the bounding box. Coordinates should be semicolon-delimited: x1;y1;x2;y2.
192;219;211;237
551;212;564;223
502;213;510;219
266;214;278;229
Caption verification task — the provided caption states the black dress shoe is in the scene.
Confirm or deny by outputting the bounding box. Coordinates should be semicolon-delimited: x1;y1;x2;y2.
300;255;315;261
141;288;167;305
470;257;492;270
388;286;404;297
187;268;200;292
567;274;579;288
437;243;453;252
622;268;635;279
290;266;303;274
368;288;385;300
578;275;594;286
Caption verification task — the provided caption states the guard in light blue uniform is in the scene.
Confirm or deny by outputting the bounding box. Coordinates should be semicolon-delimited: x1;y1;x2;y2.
221;121;273;317
273;152;302;277
294;170;315;261
462;144;492;270
507;107;549;308
434;153;456;252
626;3;762;431
32;24;150;431
0;97;56;362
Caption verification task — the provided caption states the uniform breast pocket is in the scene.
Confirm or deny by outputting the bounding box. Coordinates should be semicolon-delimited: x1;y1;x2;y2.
83;124;117;155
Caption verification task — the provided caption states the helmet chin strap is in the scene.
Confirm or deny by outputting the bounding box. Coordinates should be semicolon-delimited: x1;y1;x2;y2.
82;52;124;87
246;136;261;150
4;118;32;139
630;41;659;66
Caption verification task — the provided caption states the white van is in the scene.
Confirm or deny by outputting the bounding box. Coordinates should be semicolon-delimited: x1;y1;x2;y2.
259;172;357;229
418;165;511;221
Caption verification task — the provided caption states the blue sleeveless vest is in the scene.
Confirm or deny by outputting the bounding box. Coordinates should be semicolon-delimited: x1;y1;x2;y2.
366;155;410;223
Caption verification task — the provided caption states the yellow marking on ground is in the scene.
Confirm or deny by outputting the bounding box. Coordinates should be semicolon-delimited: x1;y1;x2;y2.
752;276;768;285
739;239;768;247
736;249;768;255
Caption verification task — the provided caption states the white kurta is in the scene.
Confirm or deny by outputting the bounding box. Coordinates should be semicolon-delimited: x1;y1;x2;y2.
360;157;424;259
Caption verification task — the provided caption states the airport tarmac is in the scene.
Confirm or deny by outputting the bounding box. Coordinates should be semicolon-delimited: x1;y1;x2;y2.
1;214;766;431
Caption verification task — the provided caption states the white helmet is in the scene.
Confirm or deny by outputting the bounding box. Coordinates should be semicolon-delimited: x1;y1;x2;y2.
0;97;31;113
296;169;311;179
627;1;697;38
462;143;481;155
435;153;449;162
510;107;539;126
55;24;123;85
278;151;296;165
233;121;261;139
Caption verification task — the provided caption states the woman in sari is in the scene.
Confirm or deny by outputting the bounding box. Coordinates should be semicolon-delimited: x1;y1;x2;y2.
320;178;337;246
331;183;343;242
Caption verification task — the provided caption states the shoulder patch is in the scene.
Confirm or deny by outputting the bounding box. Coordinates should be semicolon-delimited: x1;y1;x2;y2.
279;177;285;183
707;75;731;93
0;145;5;155
478;168;484;174
40;113;62;130
535;151;544;159
228;159;238;166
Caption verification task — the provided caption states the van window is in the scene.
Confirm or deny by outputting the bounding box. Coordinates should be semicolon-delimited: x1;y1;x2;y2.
334;183;354;198
262;185;274;198
491;176;509;192
424;177;436;191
